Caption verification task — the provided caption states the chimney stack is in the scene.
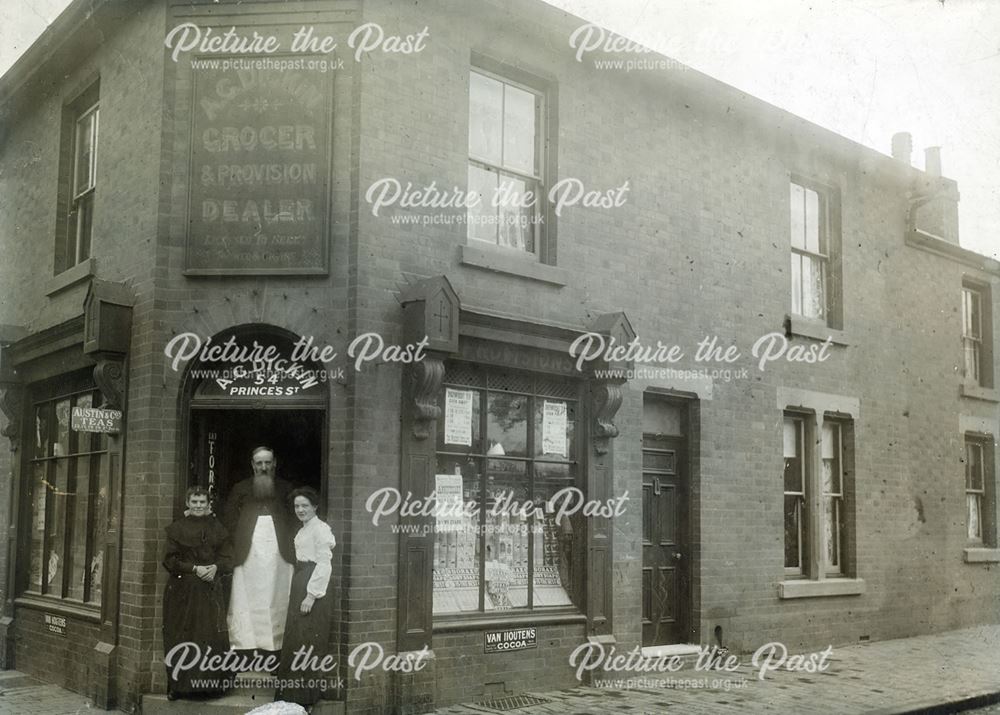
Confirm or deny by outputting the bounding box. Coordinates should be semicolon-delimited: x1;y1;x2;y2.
891;132;913;165
924;146;942;177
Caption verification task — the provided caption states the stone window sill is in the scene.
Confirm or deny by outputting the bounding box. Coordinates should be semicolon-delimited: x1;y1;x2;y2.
778;578;865;599
434;609;584;632
46;257;95;297
963;548;1000;564
960;383;1000;404
14;594;101;622
460;244;567;286
785;315;850;346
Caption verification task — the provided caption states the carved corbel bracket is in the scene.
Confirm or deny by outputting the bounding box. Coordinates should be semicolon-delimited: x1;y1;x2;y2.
0;386;24;450
94;358;126;412
410;357;445;440
592;379;625;455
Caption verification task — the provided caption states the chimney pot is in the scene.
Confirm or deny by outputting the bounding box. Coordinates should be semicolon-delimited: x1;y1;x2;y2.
891;132;913;165
925;146;942;177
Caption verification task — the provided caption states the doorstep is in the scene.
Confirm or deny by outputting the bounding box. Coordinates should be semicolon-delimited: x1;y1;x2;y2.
141;694;345;715
639;643;702;659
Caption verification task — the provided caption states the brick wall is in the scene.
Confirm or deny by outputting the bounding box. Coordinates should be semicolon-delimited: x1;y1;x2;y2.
353;0;1000;707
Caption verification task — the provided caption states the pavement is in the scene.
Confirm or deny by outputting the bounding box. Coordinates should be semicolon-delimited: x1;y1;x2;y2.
433;625;1000;715
0;626;998;714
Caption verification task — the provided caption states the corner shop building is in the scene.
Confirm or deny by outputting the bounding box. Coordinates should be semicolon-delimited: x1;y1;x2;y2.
0;0;998;712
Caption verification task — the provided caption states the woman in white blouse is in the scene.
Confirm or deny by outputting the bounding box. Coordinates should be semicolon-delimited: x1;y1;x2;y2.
275;486;337;707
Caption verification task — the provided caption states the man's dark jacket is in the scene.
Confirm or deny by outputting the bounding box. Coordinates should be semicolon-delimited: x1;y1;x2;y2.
222;477;296;565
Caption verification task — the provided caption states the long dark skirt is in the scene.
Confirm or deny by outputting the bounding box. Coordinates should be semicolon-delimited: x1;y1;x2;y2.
275;561;335;705
163;573;231;698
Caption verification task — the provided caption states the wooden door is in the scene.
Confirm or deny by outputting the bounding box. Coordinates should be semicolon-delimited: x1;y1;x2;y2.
641;434;688;646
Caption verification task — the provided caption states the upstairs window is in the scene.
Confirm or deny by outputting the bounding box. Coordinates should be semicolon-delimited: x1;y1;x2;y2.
789;181;830;322
56;82;99;274
962;284;992;388
467;69;544;255
964;436;996;546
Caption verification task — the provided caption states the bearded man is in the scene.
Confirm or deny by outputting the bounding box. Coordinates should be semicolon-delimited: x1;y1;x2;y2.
223;446;295;652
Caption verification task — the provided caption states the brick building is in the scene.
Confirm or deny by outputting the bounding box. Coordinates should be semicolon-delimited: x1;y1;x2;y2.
0;0;997;713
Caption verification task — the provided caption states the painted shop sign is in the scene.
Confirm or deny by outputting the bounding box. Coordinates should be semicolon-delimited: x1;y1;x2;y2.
44;614;67;636
186;58;332;274
484;627;537;654
195;363;327;398
71;406;122;434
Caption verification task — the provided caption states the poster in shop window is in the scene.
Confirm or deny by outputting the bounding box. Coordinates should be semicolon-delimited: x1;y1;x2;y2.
541;400;567;457
444;388;473;446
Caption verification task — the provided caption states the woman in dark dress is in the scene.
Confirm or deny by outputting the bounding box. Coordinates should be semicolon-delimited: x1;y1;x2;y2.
162;486;234;700
275;487;337;706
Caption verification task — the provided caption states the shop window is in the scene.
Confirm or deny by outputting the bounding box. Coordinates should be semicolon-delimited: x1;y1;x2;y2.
789;179;841;328
24;376;108;606
55;82;99;274
783;414;851;578
467;67;546;256
432;363;582;616
965;436;995;544
962;283;993;388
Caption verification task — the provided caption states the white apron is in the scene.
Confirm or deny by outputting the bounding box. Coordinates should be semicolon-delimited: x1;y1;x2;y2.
227;515;293;650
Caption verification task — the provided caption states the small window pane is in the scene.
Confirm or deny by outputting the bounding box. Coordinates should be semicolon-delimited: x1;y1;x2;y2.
825;497;840;568
54;398;71;457
432;456;482;615
965;289;982;339
496;175;534;252
968;494;982;541
805;188;820;253
801;255;825;319
822;423;841;494
503;85;536;175
534;462;577;607
74;194;94;263
783;418;802;493
28;464;47;593
469;72;503;165
68;456;91;601
486;392;528;457
790;183;805;249
467;164;498;245
790;253;802;316
74;110;96;194
965;342;981;383
45;461;69;596
784;495;802;569
967;444;983;491
484;459;528;610
88;454;106;605
783;419;799;458
34;406;49;459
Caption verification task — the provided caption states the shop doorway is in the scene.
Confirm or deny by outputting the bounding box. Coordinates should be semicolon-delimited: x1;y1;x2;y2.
188;408;325;511
180;325;329;512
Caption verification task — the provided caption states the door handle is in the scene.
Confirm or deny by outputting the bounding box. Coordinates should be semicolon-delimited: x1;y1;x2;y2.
672;552;682;560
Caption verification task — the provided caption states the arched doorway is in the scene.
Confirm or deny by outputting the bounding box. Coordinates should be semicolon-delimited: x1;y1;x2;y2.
180;325;328;512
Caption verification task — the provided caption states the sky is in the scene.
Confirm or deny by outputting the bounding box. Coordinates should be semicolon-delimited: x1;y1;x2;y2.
1;0;997;259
